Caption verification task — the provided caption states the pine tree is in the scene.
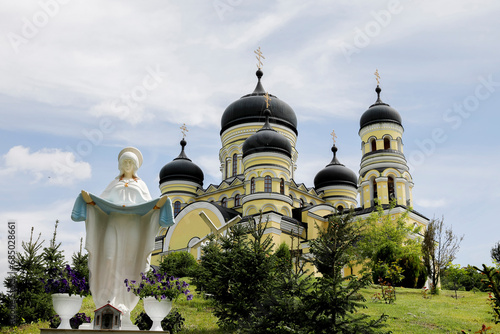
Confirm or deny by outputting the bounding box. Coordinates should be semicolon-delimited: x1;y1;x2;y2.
42;220;67;276
306;211;388;333
0;227;54;325
72;238;89;283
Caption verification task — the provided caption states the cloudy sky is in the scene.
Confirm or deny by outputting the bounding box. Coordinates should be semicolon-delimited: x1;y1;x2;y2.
1;0;499;289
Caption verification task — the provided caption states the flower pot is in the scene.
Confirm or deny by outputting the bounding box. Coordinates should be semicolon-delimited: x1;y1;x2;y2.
51;293;84;329
143;297;172;331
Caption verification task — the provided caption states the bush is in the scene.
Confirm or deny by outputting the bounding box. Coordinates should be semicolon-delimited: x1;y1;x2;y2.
159;251;199;278
48;312;90;329
134;309;185;333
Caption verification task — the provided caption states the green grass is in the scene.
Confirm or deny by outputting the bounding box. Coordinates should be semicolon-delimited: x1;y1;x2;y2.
360;287;500;333
2;288;499;333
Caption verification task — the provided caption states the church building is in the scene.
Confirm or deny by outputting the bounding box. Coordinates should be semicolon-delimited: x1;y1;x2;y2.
151;61;429;270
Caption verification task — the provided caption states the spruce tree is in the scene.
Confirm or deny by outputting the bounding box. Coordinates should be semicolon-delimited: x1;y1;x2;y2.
42;220;67;276
306;211;388;333
0;227;54;325
72;238;89;283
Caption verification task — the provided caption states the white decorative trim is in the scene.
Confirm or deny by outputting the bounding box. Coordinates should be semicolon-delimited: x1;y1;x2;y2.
163;202;232;252
263;227;282;235
359;122;404;137
159;180;200;189
241;193;293;205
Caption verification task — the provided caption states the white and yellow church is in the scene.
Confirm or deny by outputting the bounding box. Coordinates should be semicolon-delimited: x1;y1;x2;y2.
150;63;429;269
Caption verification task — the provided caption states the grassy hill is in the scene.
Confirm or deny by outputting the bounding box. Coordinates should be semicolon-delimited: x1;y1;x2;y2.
2;287;499;333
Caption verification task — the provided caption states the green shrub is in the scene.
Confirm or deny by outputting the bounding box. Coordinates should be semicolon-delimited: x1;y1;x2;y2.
134;309;185;333
159;251;199;278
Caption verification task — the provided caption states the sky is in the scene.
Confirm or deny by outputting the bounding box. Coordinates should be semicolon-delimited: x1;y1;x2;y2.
0;0;499;290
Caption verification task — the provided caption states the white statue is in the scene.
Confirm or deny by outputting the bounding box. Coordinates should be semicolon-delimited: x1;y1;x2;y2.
72;147;173;329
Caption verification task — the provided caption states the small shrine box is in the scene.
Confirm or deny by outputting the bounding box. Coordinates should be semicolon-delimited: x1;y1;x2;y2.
94;303;123;330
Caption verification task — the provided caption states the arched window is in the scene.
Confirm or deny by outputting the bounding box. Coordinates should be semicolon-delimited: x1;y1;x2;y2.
300;198;305;208
372;178;378;204
174;201;181;216
264;175;272;192
388;176;396;200
250;178;256;194
225;160;228;179
337;205;344;212
232;154;238;176
384;137;390;150
371;139;377;152
234;194;240;206
280;178;285;194
221;198;227;208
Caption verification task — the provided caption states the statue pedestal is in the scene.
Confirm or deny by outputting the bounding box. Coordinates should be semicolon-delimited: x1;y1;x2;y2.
40;329;144;333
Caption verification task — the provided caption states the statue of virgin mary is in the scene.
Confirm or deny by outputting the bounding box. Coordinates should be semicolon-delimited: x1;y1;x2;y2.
71;147;174;329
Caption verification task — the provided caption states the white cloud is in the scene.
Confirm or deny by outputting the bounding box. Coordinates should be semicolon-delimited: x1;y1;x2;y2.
89;100;151;125
415;198;448;208
1;146;91;185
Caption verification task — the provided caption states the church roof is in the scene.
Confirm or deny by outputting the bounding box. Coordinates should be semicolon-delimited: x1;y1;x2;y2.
313;144;358;190
159;139;204;186
359;86;402;130
220;69;298;135
242;109;292;158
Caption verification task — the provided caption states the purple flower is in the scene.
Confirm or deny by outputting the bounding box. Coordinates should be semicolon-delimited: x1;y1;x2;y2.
187;294;193;301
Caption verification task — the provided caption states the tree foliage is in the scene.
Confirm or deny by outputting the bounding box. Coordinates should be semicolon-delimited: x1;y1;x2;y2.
1;222;91;326
492;241;500;263
422;217;463;294
197;213;389;333
43;220;67;275
159;251;199;278
195;219;276;331
0;227;54;325
306;211;388;333
71;237;89;284
356;204;425;288
474;264;500;324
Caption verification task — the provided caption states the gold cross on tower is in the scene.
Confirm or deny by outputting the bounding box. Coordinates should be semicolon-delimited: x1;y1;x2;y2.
374;69;381;86
331;130;337;144
254;47;265;69
180;123;188;139
264;92;271;109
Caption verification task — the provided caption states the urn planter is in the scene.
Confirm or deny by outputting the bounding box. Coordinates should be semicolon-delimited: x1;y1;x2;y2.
51;293;83;329
143;297;172;331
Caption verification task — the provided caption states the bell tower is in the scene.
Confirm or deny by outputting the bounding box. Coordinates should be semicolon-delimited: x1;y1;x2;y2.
358;71;414;209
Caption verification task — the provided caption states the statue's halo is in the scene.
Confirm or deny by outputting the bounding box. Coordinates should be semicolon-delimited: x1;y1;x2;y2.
118;147;143;168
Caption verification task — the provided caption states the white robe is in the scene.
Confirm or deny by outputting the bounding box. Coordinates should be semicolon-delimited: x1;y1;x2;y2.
84;178;160;315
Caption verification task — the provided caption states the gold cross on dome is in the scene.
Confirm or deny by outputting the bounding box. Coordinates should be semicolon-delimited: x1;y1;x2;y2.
374;69;381;86
331;130;337;144
254;47;265;69
264;92;271;109
180;123;188;139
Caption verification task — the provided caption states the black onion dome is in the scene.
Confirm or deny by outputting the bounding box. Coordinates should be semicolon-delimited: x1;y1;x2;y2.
220;70;298;135
360;86;402;130
242;109;292;158
314;145;358;189
159;139;204;186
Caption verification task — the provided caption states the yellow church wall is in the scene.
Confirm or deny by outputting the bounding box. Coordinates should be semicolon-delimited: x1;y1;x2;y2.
160;182;199;195
169;214;212;251
167;206;229;253
360;128;402;143
221;124;297;149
